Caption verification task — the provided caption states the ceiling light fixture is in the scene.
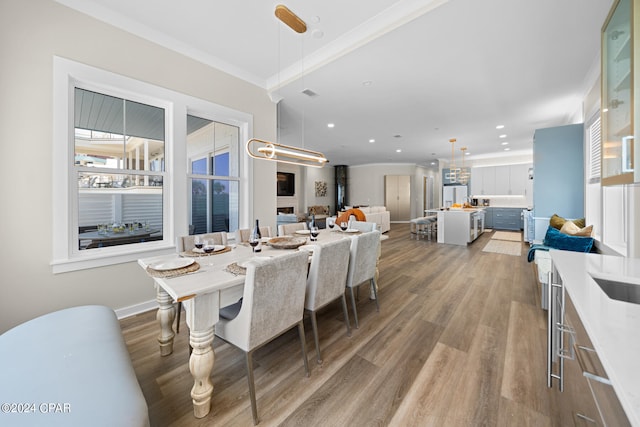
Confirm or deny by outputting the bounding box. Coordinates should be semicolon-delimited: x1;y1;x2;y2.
274;5;307;33
501;141;509;145
499;134;507;138
496;125;505;129
246;5;328;168
246;139;328;168
327;123;335;128
369;139;375;143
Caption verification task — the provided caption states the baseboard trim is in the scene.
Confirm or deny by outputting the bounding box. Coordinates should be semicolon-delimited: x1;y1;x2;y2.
115;299;157;320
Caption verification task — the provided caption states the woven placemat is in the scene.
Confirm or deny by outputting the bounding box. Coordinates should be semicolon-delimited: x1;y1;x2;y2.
181;246;232;257
224;262;246;276
146;261;201;278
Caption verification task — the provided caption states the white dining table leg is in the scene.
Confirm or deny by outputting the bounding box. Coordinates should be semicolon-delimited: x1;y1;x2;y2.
156;286;175;356
183;293;219;418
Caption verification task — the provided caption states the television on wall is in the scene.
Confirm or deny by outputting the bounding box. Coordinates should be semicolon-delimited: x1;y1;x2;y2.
277;172;295;196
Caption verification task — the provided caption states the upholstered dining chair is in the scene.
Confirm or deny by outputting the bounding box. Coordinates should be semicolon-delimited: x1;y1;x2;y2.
345;230;381;328
214;251;310;425
305;238;352;364
347;220;377;232
179;232;228;252
278;222;308;236
236;226;273;243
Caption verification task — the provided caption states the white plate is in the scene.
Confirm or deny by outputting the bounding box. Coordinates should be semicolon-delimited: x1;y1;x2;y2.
213;245;226;252
343;228;359;233
295;230;311;235
150;258;195;271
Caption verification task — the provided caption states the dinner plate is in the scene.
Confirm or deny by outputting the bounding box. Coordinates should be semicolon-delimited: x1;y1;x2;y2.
268;236;307;249
343;228;359;233
150;258;195;271
295;230;311;235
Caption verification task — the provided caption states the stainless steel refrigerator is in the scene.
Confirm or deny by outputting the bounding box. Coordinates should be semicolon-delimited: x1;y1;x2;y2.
442;185;468;207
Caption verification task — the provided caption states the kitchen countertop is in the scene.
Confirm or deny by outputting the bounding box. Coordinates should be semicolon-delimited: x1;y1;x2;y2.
550;250;640;426
426;208;485;214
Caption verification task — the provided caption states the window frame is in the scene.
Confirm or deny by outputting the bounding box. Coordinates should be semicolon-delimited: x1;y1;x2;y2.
52;57;252;273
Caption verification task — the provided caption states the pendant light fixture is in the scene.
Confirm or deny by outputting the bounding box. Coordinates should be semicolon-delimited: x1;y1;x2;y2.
446;138;460;183
245;4;328;168
459;146;470;185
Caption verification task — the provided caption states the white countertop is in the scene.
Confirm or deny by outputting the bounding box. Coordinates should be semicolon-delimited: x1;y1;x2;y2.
550;250;640;426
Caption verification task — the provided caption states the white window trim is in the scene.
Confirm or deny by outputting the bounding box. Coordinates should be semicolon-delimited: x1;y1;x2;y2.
52;57;252;273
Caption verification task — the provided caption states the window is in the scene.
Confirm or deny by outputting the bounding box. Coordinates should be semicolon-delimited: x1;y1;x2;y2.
587;115;602;183
52;57;252;273
75;88;166;250
187;117;240;234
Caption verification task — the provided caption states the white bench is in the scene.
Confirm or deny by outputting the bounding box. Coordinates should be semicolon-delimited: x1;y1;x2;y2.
0;305;149;426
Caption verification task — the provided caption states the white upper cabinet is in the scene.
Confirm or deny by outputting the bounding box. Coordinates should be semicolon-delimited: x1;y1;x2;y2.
494;166;510;194
471;164;530;196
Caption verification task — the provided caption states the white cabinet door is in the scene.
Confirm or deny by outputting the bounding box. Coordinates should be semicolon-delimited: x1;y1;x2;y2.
494;166;510;195
482;167;496;195
470;167;483;196
509;164;529;196
602;185;627;256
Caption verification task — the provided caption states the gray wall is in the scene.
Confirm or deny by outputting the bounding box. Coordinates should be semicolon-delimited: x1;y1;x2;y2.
0;0;276;332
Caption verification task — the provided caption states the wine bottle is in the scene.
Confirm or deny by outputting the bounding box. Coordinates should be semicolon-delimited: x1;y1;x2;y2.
253;219;262;252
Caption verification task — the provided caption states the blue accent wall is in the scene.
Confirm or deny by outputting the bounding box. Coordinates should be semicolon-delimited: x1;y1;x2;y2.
533;124;584;220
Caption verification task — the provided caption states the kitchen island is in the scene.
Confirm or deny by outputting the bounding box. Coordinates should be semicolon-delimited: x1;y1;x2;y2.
430;208;485;246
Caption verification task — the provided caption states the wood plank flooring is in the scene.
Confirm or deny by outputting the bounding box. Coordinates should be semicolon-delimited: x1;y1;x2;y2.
120;224;568;426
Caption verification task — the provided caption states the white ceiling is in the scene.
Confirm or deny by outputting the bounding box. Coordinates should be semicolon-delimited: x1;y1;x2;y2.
56;0;614;166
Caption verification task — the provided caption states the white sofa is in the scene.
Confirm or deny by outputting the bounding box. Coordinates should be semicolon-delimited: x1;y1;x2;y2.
356;206;390;233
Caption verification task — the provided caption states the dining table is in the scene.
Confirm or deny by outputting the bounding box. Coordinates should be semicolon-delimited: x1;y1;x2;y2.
80;227;159;247
137;227;367;418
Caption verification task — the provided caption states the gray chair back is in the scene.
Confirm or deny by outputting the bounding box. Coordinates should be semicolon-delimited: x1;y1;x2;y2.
305;238;351;311
347;220;377;232
236;226;272;243
346;230;381;289
180;232;227;251
216;251;309;351
278;222;308;236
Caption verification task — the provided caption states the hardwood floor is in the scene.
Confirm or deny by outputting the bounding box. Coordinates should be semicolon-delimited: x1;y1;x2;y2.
120;224;566;426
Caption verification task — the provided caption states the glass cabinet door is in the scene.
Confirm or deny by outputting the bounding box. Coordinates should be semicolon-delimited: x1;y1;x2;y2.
601;0;634;185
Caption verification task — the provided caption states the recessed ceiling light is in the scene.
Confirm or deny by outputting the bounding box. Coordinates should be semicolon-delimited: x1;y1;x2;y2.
327;123;335;128
362;80;373;87
501;141;509;145
396;149;402;153
602;108;609;113
465;152;470;155
369;139;375;143
496;125;505;129
499;134;507;138
431;162;436;165
504;147;510;151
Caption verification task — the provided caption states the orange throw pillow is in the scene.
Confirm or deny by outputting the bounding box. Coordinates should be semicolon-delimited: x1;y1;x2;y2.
336;208;366;225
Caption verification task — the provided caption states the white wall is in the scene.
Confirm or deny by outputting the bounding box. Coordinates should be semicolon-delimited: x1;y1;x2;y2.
304;166;335;213
348;163;440;219
0;0;276;332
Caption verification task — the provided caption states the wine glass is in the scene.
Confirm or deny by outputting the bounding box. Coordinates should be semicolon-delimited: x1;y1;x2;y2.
327;217;335;230
310;226;319;241
249;230;260;253
340;221;348;232
194;235;203;250
203;238;215;265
